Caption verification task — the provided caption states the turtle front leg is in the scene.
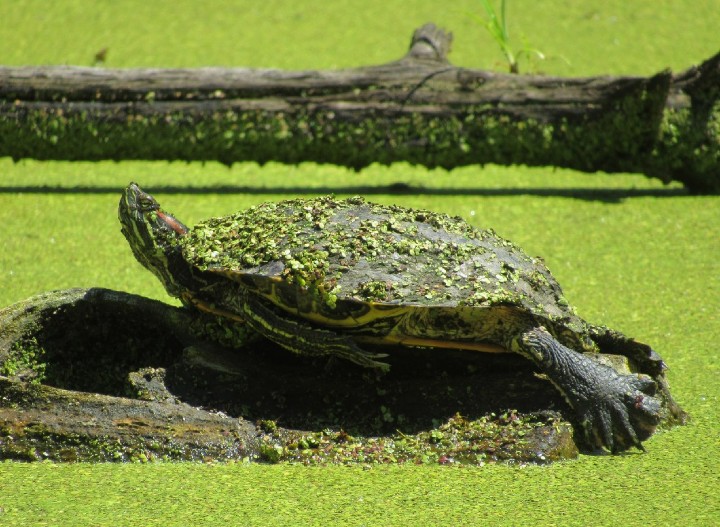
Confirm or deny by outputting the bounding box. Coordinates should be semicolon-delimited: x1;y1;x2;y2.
238;292;390;371
514;327;663;453
184;291;387;369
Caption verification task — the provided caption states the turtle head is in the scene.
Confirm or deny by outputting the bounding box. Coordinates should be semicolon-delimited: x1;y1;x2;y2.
118;183;190;297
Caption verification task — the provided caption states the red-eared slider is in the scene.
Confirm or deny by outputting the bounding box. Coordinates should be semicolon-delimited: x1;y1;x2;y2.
119;183;682;453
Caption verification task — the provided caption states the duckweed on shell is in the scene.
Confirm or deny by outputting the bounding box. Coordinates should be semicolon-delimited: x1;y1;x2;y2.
179;195;572;321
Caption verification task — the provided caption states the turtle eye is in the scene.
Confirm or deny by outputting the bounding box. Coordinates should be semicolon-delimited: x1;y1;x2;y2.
138;195;157;212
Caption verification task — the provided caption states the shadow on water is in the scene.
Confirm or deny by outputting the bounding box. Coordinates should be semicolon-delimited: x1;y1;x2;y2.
0;183;690;203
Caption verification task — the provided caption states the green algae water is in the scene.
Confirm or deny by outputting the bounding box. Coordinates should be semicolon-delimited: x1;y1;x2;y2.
1;0;719;525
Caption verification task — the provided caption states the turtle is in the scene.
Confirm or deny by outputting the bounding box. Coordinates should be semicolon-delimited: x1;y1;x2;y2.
118;182;683;453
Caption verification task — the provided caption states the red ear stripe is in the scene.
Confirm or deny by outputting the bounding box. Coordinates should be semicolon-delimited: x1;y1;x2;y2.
157;211;189;235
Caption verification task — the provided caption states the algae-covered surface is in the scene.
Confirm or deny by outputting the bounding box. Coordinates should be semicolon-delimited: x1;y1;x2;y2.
1;1;719;525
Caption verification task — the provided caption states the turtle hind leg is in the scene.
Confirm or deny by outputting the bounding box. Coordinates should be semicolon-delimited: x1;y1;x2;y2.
240;293;390;372
514;326;663;453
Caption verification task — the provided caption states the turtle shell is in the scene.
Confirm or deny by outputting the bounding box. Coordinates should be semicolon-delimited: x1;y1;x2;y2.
178;196;586;339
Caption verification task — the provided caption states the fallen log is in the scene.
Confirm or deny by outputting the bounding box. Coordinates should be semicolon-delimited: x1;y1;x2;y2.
0;24;717;192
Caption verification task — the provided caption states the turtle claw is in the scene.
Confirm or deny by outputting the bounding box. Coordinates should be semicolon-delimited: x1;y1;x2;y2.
634;375;658;396
577;372;663;453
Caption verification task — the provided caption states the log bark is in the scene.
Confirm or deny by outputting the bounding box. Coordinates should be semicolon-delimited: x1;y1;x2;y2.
0;24;718;192
0;288;582;463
